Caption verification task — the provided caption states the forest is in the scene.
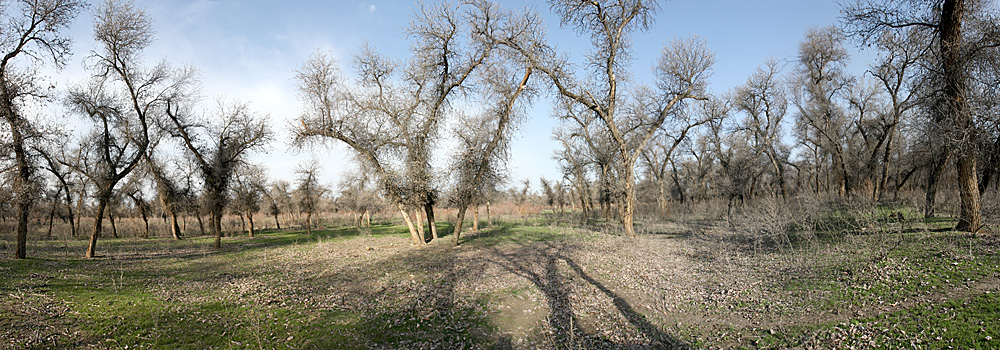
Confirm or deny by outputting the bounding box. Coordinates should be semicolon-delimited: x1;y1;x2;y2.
2;0;1000;348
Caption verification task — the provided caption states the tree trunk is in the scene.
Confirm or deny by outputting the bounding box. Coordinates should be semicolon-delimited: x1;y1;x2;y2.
472;205;479;232
238;214;246;236
925;150;951;218
305;211;313;235
955;154;981;232
47;188;62;240
140;209;149;238
108;210;118;239
86;193;111;258
197;213;205;236
453;206;467;246
66;198;76;238
247;211;255;238
398;204;424;245
486;201;494;229
273;212;281;230
620;165;637;238
170;212;182;240
939;0;980;232
212;208;223;249
425;203;438;241
415;209;425;243
12;124;31;259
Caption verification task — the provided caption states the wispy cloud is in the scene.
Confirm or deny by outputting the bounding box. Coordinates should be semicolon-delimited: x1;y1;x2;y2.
359;2;376;13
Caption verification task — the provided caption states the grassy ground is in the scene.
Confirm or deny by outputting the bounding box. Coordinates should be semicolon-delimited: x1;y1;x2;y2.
2;211;999;349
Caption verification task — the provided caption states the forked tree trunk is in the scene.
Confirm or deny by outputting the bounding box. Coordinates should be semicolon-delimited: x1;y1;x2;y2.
169;212;182;240
398;204;424;245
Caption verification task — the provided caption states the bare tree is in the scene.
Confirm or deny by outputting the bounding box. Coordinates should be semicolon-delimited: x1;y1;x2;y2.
1;0;85;258
294;162;324;235
68;0;186;258
495;0;714;237
294;2;504;245
842;0;1000;231
733;59;792;199
792;26;855;197
164;99;272;249
231;164;267;237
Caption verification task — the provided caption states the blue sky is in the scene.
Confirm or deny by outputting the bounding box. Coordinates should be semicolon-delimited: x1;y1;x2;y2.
53;0;868;192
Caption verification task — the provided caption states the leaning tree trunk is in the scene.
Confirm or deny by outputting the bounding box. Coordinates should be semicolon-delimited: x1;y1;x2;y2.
397;204;424;245
108;210;118;239
86;192;112;258
305;211;313;235
273;212;281;230
425;203;438;241
453;206;467;246
169;212;183;240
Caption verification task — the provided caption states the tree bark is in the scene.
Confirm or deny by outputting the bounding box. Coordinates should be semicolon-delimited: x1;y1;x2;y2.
453;206;466;246
925;150;951;218
247;211;255;237
940;0;981;232
472;205;479;232
108;210;118;239
273;212;281;230
956;155;981;232
486;200;494;229
398;204;424;245
86;192;112;258
425;203;438;241
169;212;182;240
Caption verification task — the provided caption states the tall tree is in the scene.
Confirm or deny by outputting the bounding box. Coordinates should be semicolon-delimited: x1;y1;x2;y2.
1;0;85;258
733;59;791;199
792;26;854;197
294;162;324;235
68;0;184;258
496;0;714;237
164;99;272;249
843;0;1000;231
294;2;501;245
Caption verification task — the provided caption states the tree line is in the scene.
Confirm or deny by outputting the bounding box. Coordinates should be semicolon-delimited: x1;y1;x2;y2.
3;0;999;259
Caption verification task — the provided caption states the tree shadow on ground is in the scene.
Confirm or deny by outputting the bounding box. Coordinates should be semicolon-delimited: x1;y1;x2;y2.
484;240;690;349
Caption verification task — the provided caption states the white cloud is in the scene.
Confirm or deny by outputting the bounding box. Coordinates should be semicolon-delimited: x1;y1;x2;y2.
369;4;377;13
